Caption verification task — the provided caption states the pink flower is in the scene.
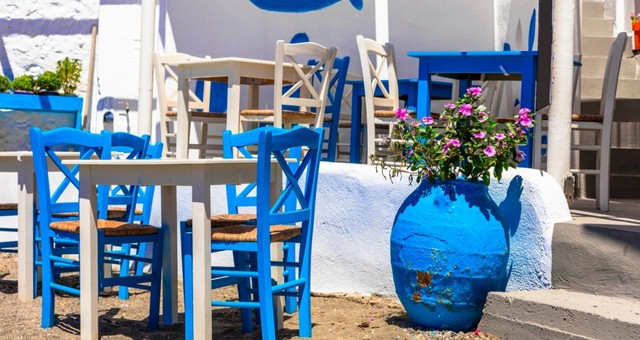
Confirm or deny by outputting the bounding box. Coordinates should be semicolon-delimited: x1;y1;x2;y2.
395;108;410;120
459;103;473;116
444;103;456;110
515;149;525;162
466;86;483;97
495;133;505;140
478;112;488;122
483;145;496;157
519;108;531;116
421;116;434;125
516;113;533;128
448;139;461;147
473;131;486;139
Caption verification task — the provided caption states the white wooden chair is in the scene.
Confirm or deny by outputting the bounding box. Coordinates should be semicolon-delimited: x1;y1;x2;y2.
534;32;627;212
239;40;337;130
356;35;405;164
153;52;226;158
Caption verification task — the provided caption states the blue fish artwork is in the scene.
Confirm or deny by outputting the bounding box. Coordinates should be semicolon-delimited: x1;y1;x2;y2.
250;0;363;13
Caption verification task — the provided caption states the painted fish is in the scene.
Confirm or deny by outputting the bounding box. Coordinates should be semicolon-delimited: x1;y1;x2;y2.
250;0;363;13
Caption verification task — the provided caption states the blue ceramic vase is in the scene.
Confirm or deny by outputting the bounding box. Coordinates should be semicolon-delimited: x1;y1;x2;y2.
390;179;508;331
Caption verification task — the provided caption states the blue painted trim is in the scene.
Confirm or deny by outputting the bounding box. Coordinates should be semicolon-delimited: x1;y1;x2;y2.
0;93;83;129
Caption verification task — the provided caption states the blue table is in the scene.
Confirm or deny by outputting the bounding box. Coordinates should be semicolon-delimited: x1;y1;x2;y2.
407;50;538;167
347;78;452;163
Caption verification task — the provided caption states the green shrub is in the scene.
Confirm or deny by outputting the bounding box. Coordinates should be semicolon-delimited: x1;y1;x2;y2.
35;71;61;93
11;75;35;93
56;58;82;95
0;75;10;93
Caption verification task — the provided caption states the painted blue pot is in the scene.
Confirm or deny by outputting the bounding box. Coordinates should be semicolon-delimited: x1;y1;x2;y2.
390;180;508;331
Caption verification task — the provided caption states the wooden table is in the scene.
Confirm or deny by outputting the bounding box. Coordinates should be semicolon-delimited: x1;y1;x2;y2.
407;50;538;167
67;158;281;340
171;57;300;159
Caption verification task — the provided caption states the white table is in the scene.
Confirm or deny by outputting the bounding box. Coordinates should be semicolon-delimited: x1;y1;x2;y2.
0;151;36;302
66;158;281;340
171;57;299;159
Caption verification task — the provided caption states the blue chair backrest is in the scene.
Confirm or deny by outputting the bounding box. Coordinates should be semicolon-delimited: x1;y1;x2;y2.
108;132;163;224
308;56;349;161
222;127;302;215
255;126;323;241
29;127;112;226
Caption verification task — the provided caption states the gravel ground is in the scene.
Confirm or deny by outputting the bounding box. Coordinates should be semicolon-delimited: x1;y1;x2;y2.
0;253;501;339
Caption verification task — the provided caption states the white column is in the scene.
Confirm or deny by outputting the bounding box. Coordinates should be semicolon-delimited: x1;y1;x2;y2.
137;0;156;136
375;0;389;80
547;0;576;186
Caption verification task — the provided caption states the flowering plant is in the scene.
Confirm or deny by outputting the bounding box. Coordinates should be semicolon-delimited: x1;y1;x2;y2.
372;86;534;185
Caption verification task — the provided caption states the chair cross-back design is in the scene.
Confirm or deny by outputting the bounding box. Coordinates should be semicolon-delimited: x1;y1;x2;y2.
154;52;227;158
240;40;337;130
533;32;627;211
29;127;164;329
356;35;407;164
180;126;324;339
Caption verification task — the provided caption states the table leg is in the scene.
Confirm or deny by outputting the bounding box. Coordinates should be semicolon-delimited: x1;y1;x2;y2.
80;169;99;340
226;73;242;135
17;161;34;302
349;88;362;163
191;167;212;339
161;185;178;325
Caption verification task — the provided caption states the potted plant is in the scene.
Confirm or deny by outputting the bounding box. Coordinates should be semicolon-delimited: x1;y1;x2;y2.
35;71;61;94
56;57;82;95
373;87;534;331
11;74;35;93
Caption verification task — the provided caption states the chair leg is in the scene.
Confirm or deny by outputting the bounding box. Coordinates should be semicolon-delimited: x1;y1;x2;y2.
180;222;194;340
118;244;132;300
233;251;254;333
147;230;163;330
283;242;297;314
40;236;55;328
256;249;276;340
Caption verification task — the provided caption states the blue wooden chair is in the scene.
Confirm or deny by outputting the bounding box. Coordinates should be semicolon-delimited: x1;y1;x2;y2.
29;127;164;329
0;204;18;253
309;56;350;162
180;126;323;339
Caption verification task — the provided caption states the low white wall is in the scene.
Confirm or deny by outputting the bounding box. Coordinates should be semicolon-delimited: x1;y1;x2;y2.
312;162;572;296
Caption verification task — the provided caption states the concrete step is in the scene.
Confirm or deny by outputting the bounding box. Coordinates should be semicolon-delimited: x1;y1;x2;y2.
552;210;640;300
582;0;604;20
582;18;614;37
580;77;640;99
580;56;637;78
581;36;633;57
479;290;640;339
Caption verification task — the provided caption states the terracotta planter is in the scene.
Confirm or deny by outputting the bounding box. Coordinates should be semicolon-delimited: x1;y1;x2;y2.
633;22;640;50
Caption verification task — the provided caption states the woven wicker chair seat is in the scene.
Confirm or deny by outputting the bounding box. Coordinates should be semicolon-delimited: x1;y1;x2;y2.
240;109;316;121
49;219;159;237
186;213;257;228
52;207;143;220
541;113;603;123
165;110;227;119
211;224;301;243
0;203;18;210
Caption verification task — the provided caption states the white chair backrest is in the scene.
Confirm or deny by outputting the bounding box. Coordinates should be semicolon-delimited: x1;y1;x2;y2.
153;52;211;113
273;40;337;128
600;32;627;126
356;35;400;117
